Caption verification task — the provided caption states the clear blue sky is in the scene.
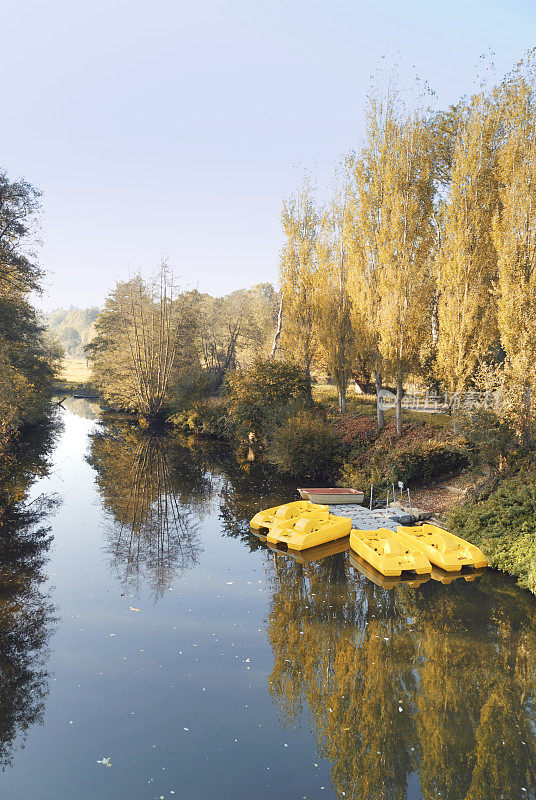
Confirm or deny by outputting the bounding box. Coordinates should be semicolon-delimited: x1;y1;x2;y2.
2;0;536;309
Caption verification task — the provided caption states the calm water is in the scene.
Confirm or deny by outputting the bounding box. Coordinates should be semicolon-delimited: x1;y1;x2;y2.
1;401;536;800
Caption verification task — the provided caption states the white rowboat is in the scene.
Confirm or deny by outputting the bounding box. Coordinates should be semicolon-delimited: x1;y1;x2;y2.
298;488;365;505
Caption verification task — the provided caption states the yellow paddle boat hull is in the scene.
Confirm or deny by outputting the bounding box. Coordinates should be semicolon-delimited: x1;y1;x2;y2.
349;527;432;576
349;551;430;589
249;500;328;531
396;524;488;572
266;513;351;551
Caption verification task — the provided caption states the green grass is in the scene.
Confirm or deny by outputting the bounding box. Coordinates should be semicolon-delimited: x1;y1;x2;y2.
313;384;452;428
52;358;97;397
59;358;92;384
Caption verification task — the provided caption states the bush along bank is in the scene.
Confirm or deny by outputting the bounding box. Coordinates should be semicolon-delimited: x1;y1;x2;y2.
338;418;470;492
447;475;536;594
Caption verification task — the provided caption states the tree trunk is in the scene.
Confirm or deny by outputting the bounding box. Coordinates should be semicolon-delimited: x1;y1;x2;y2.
523;383;531;448
431;289;439;346
304;359;313;403
396;366;403;437
270;297;283;358
375;365;384;431
338;386;346;414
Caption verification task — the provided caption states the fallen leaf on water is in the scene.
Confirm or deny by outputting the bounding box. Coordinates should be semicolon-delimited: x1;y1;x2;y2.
129;607;140;612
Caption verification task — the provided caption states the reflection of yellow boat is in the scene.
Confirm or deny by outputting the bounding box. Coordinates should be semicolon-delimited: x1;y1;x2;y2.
268;536;350;562
430;565;487;584
349;552;430;589
267;513;351;551
349;528;431;576
396;524;488;572
250;529;268;543
250;500;328;532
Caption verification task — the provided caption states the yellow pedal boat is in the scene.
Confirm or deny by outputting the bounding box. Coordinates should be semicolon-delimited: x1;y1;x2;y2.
266;512;351;551
249;500;328;532
349;551;430;589
349;528;431;577
396;524;488;572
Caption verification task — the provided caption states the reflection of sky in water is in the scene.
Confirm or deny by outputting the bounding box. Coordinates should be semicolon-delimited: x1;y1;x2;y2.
1;404;536;799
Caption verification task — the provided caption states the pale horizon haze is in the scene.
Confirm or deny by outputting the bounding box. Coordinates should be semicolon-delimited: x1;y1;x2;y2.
2;0;536;310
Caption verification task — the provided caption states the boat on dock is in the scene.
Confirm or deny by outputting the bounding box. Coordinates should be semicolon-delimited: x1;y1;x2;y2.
396;523;488;572
249;493;487;576
349;527;431;577
266;511;351;551
298;487;365;504
250;500;328;532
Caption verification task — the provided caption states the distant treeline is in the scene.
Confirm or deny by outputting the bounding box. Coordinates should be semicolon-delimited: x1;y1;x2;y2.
41;307;99;359
45;284;278;365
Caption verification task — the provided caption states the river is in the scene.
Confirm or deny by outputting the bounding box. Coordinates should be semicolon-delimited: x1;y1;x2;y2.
1;400;535;800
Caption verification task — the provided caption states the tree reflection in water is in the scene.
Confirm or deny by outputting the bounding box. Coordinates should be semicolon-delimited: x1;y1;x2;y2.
88;423;208;598
0;417;59;769
266;550;536;800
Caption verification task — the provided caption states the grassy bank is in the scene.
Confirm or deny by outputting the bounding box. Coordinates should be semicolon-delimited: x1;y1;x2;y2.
315;384;536;595
52;358;97;397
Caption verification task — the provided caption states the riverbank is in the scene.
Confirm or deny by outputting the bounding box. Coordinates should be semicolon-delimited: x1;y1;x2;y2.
54;362;536;595
317;385;536;594
50;358;98;399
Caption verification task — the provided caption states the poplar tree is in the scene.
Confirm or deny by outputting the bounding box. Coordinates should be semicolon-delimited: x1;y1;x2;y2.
314;194;357;413
494;60;536;445
375;108;435;436
279;180;319;391
346;103;389;430
435;95;500;391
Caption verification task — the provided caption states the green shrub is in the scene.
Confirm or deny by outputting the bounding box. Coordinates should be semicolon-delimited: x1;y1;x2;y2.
172;364;220;408
168;399;227;438
455;407;517;473
225;359;312;442
340;440;469;491
266;411;344;480
387;441;470;485
447;479;536;592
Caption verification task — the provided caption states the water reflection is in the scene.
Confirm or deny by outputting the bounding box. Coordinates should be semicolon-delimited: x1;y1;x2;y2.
0;418;59;768
212;447;301;551
58;396;101;421
265;549;536;799
88;423;207;598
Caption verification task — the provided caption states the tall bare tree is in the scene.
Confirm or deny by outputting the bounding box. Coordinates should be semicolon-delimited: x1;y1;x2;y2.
89;264;197;418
